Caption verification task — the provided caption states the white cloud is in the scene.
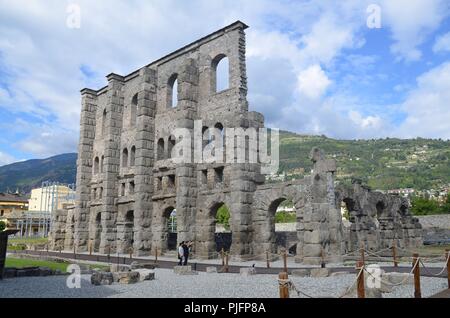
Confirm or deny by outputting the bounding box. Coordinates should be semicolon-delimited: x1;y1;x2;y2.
0;151;15;166
433;32;450;53
0;0;449;159
380;0;449;61
297;65;331;100
349;111;382;129
395;62;450;139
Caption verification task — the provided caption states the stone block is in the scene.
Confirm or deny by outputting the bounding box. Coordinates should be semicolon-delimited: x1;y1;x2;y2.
206;266;218;273
303;244;322;257
3;268;17;278
310;268;330;277
134;269;155;281
38;267;52;276
173;265;193;275
240;267;256;276
304;231;320;244
110;264;131;272
91;271;114;285
291;269;309;277
113;271;140;284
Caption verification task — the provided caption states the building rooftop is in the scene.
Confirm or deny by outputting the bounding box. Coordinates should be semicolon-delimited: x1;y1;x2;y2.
0;192;29;203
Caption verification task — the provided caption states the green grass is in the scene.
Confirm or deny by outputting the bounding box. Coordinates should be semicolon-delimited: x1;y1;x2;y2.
415;244;450;256
8;237;49;245
5;257;69;272
5;257;110;272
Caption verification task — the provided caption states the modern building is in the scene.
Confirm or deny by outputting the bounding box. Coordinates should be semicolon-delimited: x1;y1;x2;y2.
0;192;29;223
28;184;75;212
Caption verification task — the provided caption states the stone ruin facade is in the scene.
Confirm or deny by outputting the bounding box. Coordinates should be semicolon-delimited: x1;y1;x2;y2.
50;21;423;265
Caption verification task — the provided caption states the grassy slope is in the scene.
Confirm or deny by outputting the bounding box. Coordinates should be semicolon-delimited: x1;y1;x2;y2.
279;131;450;191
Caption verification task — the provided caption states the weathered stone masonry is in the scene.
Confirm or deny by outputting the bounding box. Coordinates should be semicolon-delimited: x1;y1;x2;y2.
50;21;423;264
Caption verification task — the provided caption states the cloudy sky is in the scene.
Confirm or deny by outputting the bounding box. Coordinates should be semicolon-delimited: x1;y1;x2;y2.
0;0;450;165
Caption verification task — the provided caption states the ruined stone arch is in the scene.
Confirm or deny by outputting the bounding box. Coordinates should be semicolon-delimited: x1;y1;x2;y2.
101;108;106;136
163;205;177;250
130;146;136;166
167;73;178;108
100;155;104;173
167;135;176;159
211;54;229;92
157;138;165;160
122;147;128;167
93;156;99;174
130;93;138;127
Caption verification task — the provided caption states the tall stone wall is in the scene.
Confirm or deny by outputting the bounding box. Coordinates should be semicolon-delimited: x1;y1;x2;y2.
52;21;423;264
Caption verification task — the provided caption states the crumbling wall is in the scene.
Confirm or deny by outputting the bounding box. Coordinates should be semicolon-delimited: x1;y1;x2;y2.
336;180;423;252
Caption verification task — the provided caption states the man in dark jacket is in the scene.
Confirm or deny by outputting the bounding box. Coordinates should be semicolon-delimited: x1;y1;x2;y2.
182;241;191;265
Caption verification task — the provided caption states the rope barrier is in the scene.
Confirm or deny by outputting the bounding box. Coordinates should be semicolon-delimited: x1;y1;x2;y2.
419;254;450;277
279;266;365;299
363;258;420;288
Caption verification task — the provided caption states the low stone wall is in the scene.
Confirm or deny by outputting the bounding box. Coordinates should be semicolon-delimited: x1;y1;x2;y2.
417;215;450;244
275;223;296;232
417;215;450;229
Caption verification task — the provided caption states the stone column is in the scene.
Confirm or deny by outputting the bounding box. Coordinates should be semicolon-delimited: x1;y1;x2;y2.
229;163;257;258
175;58;199;248
49;208;68;250
73;88;97;252
134;67;157;256
99;73;124;254
300;148;342;265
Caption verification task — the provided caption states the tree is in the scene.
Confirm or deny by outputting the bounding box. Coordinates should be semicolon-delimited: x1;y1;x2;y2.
411;197;440;215
216;205;230;230
440;194;450;214
0;220;5;232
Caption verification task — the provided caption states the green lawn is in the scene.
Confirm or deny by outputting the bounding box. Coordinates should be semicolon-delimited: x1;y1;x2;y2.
416;244;450;257
8;237;49;245
5;257;69;272
5;257;110;272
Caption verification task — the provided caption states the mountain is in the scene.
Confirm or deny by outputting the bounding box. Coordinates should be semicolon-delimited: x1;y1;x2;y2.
0;131;449;193
0;153;77;194
278;131;450;191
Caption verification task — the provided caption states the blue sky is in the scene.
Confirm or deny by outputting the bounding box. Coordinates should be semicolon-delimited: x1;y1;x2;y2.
0;0;450;165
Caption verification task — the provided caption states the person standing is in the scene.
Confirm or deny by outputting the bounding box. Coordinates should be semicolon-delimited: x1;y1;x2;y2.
178;241;184;265
182;241;190;266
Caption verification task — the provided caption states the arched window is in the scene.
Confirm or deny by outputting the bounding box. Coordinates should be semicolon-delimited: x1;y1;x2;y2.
212;54;229;92
93;157;99;174
168;74;178;108
122;148;128;167
102;109;107;135
130;93;138;127
130;146;136;166
125;210;134;223
100;155;104;173
157;138;165;160
214;122;224;141
168;136;176;159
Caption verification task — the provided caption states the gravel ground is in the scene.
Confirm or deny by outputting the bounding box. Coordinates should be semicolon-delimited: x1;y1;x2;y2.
0;269;447;298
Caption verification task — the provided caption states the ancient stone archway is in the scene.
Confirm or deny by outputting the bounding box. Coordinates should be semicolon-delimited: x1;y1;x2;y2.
116;210;134;253
165;206;177;251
